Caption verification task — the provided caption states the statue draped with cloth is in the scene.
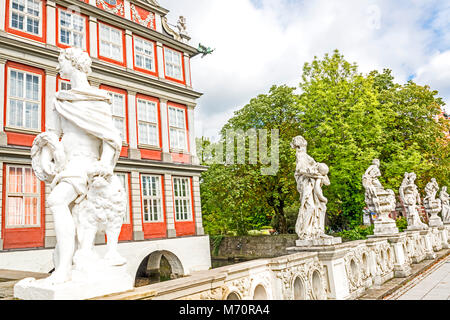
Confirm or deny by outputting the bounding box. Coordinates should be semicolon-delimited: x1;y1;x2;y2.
14;48;132;300
291;136;341;246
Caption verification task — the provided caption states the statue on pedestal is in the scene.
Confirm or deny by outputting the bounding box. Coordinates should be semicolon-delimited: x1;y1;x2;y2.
362;159;398;236
291;136;341;246
14;48;133;300
440;186;450;224
399;172;428;230
424;178;443;227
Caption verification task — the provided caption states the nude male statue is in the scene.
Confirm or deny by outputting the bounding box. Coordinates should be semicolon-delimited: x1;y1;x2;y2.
32;48;123;284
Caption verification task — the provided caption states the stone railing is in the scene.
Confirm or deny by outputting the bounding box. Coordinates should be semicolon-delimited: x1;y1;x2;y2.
101;226;449;300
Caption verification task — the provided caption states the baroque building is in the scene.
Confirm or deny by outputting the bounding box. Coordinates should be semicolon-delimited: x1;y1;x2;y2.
0;0;210;279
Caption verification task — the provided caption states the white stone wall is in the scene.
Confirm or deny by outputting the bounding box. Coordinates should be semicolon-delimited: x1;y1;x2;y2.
46;1;56;46
164;174;176;237
0;235;211;277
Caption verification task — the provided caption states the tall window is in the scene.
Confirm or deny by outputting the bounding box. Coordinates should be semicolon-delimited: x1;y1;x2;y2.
134;36;156;73
107;91;127;142
58;8;86;49
164;47;183;81
99;23;123;62
168;106;187;151
6;165;40;227
7;68;41;130
173;177;192;221
137;98;159;146
116;172;130;224
10;0;42;36
141;175;163;223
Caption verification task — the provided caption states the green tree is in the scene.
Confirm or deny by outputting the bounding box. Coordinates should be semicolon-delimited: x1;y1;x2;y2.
297;50;449;230
200;85;302;234
199;50;449;235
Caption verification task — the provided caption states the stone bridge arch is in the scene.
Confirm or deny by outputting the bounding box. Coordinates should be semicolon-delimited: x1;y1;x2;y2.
135;250;184;285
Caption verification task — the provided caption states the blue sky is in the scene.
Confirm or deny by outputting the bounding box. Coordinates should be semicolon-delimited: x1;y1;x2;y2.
161;0;450;139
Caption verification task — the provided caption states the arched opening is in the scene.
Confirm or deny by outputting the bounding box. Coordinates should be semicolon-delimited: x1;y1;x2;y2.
381;250;386;267
293;277;306;300
361;253;369;276
402;243;408;257
253;284;268;300
312;270;325;300
135;250;184;287
387;248;393;265
226;292;241;300
350;258;359;282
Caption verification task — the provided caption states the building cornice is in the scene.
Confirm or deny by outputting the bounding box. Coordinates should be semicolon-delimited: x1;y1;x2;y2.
0;146;208;173
0;34;203;102
58;0;199;57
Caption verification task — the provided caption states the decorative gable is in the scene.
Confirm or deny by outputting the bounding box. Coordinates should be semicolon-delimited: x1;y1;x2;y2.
96;0;125;17
130;4;156;30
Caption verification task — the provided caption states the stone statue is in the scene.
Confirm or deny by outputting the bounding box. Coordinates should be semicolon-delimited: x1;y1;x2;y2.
177;16;188;37
291;136;341;246
440;186;450;224
424;178;443;227
14;48;132;300
399;172;427;230
362;159;398;236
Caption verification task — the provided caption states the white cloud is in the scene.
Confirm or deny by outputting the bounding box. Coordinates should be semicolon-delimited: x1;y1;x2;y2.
415;50;450;112
161;0;450;137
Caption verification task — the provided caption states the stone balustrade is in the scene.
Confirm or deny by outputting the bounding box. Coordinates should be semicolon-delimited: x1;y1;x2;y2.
102;226;450;300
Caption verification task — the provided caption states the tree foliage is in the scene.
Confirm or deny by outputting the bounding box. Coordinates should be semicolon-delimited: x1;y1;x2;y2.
199;50;450;235
199;86;301;235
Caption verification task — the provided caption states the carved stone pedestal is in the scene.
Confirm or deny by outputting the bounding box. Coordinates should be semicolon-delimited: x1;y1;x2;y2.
428;215;444;228
406;224;428;232
373;217;399;237
296;236;342;247
14;263;133;300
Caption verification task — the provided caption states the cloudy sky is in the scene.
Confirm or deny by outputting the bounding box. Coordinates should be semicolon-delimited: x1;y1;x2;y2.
161;0;450;140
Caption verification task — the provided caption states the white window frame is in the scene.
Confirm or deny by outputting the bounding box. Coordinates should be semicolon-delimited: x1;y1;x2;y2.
9;0;43;37
172;177;192;222
98;22;124;62
5;164;41;228
58;7;87;50
133;35;156;73
164;47;183;81
116;172;130;224
107;90;127;142
137;98;159;147
168;106;187;151
141;174;164;223
6;67;42;131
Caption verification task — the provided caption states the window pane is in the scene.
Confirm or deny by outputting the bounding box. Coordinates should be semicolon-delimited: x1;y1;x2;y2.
141;175;162;222
8;69;40;130
6;166;40;227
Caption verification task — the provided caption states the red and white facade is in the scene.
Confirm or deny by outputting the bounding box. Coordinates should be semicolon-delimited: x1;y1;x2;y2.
0;0;210;277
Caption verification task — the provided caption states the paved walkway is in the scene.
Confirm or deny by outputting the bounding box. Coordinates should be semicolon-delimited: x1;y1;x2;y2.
385;255;450;300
